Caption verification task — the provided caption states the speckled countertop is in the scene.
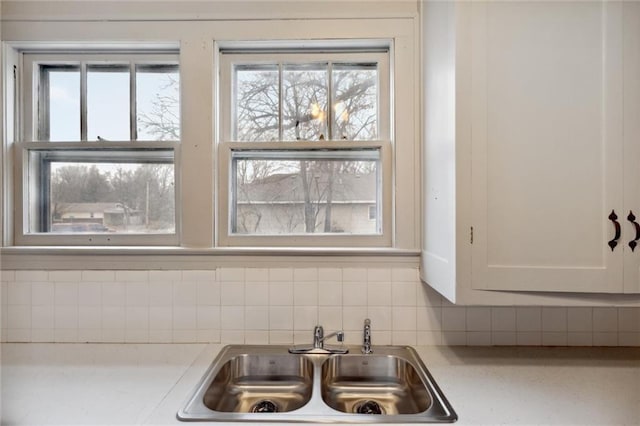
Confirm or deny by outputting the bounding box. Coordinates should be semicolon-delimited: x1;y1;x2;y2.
1;343;639;425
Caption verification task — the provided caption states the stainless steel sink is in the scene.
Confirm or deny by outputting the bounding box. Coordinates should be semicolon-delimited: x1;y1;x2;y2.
177;345;457;423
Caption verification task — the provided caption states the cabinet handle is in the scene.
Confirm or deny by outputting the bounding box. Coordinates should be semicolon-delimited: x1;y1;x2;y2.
628;211;640;252
608;210;621;251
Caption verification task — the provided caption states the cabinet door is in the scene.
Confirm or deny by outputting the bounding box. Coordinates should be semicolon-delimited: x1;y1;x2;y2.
624;2;640;293
471;1;624;292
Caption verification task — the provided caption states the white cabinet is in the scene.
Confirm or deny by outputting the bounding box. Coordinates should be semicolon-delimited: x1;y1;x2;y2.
421;1;640;304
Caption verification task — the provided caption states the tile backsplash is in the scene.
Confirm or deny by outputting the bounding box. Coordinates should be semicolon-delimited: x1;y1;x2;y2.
1;268;639;346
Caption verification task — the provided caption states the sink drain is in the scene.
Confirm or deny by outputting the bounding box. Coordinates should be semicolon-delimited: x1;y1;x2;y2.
354;400;384;415
250;400;279;413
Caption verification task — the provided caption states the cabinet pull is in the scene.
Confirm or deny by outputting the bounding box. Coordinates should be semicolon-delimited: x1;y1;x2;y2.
608;210;621;251
628;211;640;252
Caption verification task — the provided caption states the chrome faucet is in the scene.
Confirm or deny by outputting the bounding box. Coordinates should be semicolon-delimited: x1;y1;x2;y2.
362;318;373;354
289;325;349;354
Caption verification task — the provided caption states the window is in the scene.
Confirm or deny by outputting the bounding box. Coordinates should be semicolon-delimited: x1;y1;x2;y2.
16;52;180;245
218;47;391;246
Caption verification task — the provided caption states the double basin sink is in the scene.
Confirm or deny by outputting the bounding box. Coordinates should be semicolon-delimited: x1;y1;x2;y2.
177;345;457;423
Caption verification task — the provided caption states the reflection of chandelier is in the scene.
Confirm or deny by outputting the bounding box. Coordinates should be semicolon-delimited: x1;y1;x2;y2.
333;101;349;121
310;103;325;122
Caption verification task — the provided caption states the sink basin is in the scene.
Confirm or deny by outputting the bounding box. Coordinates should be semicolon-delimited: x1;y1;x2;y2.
321;354;431;415
177;345;457;423
203;353;313;413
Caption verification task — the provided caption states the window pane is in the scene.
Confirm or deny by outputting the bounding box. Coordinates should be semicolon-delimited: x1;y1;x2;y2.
87;65;130;141
27;149;175;234
235;65;279;141
332;63;378;140
283;63;328;141
136;64;180;141
45;66;80;141
232;150;380;235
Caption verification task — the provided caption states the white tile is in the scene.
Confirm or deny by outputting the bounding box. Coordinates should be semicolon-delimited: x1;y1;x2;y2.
49;270;81;282
269;330;293;344
197;281;220;306
8;305;31;329
53;328;78;343
367;306;392;330
0;270;15;282
542;332;568;346
102;306;126;329
516;307;542;332
54;305;78;329
218;268;245;282
54;282;78;306
15;270;47;282
102;283;126;306
173;306;197;330
8;328;32;342
293;281;318;306
442;331;467;346
221;281;245;305
126;282;149;306
593;307;618;332
491;307;516;331
568;307;593;332
8;282;31;305
542;307;567;332
32;305;54;329
593;332;618;346
78;282;102;306
78;306;101;329
245;306;269;330
197;329;220;343
269;306;293;330
245;268;269;282
293;306;318;331
392;267;418;282
466;307;491;331
417;307;442;331
148;270;182;282
172;281;197;306
269;268;293;282
367;268;391;282
149;307;173;329
392;307;416;331
516;331;541;346
392;330;417;345
343;306;368;330
197;306;220;330
318;268;342;281
492;331;517;346
318;307;342;330
417;284;443;307
245;330;270;344
391;282;417;307
81;270;115;282
417;331;442;345
343;268;366;281
125;306;149;329
125;328;149;343
220;330;245;344
269;282;293;306
467;331;491;346
294;330;312;344
115;270;148;282
373;330;393;345
148;329;173;343
618;332;640;347
367;282;391;306
441;307;466;331
343;281;366;306
318;281;342;306
293;268;318;282
148;281;172;307
220;306;245;330
618;308;640;332
31;328;55;342
173;329;198;343
567;332;593;346
245;282;269;306
182;270;216;282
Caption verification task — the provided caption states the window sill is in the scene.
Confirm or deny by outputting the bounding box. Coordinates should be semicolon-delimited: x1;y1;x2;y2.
0;246;420;270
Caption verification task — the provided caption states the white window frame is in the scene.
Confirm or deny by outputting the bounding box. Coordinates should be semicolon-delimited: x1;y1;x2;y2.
15;50;181;246
217;47;393;247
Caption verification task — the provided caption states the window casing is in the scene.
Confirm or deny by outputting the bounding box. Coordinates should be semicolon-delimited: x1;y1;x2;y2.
15;52;180;245
218;48;392;247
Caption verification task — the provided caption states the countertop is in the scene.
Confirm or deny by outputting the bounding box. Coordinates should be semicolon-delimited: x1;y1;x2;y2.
1;343;639;425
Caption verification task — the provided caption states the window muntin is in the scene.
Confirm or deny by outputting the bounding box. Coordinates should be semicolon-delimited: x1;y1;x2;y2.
220;49;391;246
231;149;381;235
18;52;180;245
